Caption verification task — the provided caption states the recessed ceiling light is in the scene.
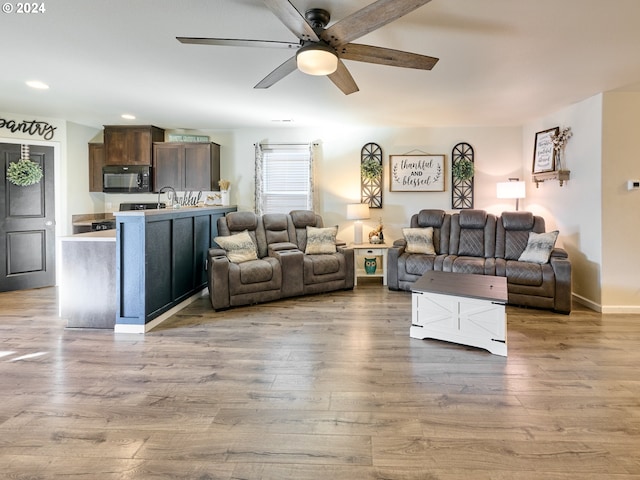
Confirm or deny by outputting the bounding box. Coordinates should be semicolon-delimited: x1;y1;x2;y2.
26;80;49;90
121;114;136;120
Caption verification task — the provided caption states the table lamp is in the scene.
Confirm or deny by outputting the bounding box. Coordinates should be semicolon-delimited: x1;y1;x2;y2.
346;203;370;244
496;178;526;211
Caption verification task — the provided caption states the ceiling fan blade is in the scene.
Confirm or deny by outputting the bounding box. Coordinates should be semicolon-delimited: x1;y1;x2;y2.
262;0;319;42
254;56;298;89
321;0;432;46
177;37;299;50
339;43;438;70
328;60;359;95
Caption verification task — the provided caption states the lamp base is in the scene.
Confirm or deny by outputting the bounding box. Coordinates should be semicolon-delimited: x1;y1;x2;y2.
354;221;363;244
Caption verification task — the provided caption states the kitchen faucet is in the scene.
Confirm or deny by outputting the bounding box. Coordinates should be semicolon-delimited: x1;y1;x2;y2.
157;186;178;209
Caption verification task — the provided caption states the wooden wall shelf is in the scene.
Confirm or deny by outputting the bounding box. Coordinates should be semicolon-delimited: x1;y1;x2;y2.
532;170;570;187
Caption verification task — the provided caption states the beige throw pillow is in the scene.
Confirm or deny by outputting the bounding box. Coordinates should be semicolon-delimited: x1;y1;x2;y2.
403;227;435;254
518;231;559;264
214;230;258;263
305;226;337;254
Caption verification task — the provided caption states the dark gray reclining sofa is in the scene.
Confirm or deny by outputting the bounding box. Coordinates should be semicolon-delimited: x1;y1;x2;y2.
207;210;354;310
388;209;572;314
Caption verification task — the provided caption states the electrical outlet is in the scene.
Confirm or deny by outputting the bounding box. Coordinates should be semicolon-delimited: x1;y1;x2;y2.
627;180;640;191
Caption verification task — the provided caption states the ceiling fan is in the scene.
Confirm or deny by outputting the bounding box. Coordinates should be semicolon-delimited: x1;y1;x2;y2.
177;0;439;95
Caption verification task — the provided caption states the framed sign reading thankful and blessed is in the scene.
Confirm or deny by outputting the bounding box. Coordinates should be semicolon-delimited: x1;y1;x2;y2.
390;154;445;192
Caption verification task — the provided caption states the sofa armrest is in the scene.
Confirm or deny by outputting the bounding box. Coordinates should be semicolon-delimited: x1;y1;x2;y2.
267;242;299;256
550;247;569;259
207;249;231;310
393;238;407;248
387;243;406;290
550;252;572;314
208;247;227;258
336;245;355;289
271;248;304;298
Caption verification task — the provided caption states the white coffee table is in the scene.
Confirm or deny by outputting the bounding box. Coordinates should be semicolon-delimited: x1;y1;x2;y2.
410;270;508;356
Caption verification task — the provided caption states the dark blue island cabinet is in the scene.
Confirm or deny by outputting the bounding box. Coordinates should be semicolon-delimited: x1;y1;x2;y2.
113;206;236;333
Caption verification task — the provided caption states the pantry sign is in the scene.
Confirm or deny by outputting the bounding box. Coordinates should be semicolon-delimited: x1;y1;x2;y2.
390;154;445;192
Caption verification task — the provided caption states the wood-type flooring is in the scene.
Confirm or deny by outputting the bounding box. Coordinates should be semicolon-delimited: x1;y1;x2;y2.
1;280;639;479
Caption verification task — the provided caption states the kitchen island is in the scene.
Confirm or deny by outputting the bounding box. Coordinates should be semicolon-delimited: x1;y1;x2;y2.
114;205;236;333
60;230;117;328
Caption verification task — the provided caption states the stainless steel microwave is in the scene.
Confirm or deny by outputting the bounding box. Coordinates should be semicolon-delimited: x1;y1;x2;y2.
103;165;151;193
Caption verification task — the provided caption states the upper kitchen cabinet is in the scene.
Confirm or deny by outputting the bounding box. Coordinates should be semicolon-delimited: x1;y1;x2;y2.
153;142;220;192
104;125;165;166
88;143;104;192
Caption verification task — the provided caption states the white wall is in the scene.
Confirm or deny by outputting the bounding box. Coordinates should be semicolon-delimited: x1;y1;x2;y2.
205;125;523;244
66;122;104;226
601;91;640;311
523;95;608;310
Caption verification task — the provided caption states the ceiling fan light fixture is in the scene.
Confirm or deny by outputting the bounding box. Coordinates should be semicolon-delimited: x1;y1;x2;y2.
296;42;338;76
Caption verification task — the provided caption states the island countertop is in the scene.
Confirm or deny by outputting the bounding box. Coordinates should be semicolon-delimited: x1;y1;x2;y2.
114;205;236;218
62;230;116;241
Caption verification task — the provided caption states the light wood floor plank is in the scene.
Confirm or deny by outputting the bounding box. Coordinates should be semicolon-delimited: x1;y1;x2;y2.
1;284;640;478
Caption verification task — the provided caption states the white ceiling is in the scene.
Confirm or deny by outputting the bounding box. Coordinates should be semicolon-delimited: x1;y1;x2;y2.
2;0;640;131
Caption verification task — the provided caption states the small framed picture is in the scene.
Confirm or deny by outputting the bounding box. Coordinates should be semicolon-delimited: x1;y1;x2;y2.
532;127;559;173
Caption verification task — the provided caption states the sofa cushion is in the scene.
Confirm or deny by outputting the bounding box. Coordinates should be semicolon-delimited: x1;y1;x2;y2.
458;209;487;228
405;254;436;275
309;254;341;275
505;260;544;287
458;229;485;257
501;211;534;230
403;227;435;254
305;226;337;254
518;231;559;264
238;259;274;284
416;210;445;228
263;213;292;245
226;211;258;231
450;256;487;275
214;230;258;263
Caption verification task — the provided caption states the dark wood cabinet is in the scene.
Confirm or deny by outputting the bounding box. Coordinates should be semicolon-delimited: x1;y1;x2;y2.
153;142;220;192
104;125;164;166
88;143;105;192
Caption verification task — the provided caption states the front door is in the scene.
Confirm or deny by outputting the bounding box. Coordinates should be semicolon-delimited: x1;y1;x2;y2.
0;143;55;292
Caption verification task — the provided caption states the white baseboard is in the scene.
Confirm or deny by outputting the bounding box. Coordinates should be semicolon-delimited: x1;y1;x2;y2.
572;293;640;314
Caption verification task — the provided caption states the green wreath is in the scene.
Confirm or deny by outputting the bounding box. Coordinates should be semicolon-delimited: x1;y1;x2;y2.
7;159;44;186
361;158;383;180
452;158;474;181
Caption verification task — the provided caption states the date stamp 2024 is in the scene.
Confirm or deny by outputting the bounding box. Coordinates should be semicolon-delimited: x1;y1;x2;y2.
2;2;46;14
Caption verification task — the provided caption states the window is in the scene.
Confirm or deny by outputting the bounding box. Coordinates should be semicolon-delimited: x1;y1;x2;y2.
255;143;315;215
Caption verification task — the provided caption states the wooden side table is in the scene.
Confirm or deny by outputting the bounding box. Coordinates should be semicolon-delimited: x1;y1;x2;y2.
350;243;389;286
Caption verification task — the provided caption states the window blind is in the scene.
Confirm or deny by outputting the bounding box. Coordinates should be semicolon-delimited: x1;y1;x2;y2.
259;145;313;214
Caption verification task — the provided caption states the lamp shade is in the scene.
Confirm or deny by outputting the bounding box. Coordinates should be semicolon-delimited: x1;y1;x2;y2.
496;180;526;199
296;42;338;76
346;203;370;220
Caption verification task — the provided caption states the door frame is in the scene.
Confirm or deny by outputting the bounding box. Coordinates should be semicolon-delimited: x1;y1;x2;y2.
1;137;62;287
